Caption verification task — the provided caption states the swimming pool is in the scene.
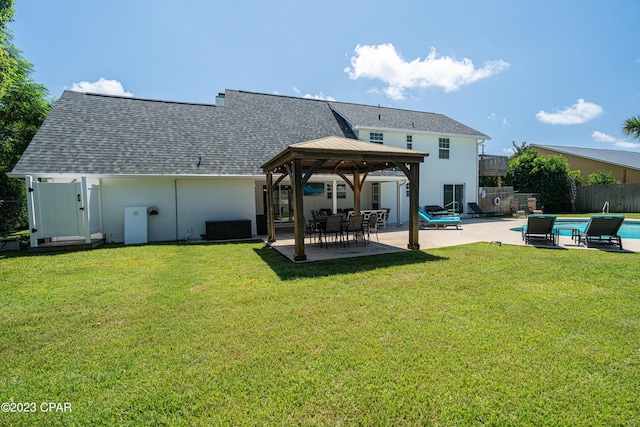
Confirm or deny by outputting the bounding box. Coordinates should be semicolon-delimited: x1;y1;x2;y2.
513;219;640;239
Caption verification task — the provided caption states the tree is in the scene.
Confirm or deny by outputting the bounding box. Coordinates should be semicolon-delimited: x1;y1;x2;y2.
505;146;573;212
1;0;53;234
587;170;619;185
511;140;530;156
622;114;640;140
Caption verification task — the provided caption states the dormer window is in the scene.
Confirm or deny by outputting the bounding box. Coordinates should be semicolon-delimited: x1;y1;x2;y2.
370;132;383;144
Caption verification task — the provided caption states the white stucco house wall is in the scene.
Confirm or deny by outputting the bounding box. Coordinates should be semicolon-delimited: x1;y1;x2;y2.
10;89;490;246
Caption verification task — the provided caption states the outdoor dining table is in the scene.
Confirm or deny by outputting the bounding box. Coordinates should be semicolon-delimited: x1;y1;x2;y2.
315;215;368;247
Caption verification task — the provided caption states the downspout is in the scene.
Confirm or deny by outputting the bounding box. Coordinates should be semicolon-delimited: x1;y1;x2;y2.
475;139;485;216
175;179;179;241
397;180;406;226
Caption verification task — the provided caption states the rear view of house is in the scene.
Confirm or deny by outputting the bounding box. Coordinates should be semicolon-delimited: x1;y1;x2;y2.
11;89;490;247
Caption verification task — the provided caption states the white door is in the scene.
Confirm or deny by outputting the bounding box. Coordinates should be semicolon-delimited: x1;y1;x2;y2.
443;184;465;215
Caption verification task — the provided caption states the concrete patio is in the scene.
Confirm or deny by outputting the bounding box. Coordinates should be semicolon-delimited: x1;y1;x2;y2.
269;217;640;262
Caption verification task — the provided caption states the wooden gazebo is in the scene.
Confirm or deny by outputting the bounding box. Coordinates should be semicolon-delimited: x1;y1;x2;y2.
261;136;428;261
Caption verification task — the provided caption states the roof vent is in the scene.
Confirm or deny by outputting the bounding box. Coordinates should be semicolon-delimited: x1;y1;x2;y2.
215;92;225;106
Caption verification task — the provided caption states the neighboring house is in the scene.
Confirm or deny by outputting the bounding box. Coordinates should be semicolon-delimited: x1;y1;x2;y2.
10;89;490;245
533;144;640;184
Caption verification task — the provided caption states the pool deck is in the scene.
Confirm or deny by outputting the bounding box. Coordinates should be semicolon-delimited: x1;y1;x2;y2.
269;217;640;262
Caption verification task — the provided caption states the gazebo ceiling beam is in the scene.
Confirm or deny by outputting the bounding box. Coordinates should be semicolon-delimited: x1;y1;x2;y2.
337;173;354;191
273;173;288;187
301;159;326;185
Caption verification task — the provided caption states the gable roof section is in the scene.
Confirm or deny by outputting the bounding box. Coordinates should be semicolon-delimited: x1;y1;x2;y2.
12;89;487;177
329;102;490;139
12;90;355;177
534;144;640;171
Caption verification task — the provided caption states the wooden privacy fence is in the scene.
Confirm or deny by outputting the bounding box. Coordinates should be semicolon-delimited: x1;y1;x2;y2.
577;183;640;213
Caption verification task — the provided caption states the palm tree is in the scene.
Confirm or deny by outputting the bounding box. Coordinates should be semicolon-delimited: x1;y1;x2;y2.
622;114;640;140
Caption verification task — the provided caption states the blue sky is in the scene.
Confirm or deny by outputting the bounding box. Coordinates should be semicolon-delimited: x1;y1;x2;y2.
10;0;640;155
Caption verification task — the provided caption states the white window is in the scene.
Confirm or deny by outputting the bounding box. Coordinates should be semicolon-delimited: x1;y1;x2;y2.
439;138;450;159
327;183;346;199
370;132;383;144
406;135;413;149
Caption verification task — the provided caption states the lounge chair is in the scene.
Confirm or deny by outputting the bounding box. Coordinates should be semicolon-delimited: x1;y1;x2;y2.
521;214;557;245
575;215;624;249
424;205;449;216
467;202;498;218
527;198;543;214
418;208;461;229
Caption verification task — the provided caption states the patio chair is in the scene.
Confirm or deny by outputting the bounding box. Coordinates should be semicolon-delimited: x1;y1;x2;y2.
377;209;388;228
418;208;461;229
366;213;379;243
575;215;624;249
521;214;557;245
467;202;498;218
345;214;364;246
304;216;319;244
322;214;344;248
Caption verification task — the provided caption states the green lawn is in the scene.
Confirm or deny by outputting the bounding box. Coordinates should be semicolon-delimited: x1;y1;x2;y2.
1;242;639;426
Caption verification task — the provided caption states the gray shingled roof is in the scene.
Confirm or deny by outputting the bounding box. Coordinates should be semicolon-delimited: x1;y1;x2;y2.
329;102;490;139
534;144;640;171
12;89;488;177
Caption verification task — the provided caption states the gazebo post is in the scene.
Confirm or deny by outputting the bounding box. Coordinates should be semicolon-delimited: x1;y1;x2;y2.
292;159;306;261
266;171;276;242
353;169;361;214
408;163;420;250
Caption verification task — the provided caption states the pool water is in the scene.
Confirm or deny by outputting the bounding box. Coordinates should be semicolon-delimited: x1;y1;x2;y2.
513;219;640;239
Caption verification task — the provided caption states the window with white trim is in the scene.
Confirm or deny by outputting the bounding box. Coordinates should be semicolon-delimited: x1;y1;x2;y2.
406;135;413;149
439;138;450;159
327;183;346;199
370;132;383;144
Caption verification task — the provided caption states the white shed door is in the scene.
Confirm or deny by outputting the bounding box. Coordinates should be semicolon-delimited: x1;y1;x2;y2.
36;182;84;238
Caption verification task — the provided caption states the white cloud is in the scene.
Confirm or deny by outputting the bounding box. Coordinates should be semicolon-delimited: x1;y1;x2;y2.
303;92;336;101
70;78;133;97
592;130;618;143
344;44;509;100
487;113;509;128
592;130;640;149
536;99;602;125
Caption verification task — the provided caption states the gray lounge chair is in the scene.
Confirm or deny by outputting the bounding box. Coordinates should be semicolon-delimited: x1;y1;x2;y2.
522;214;557;245
467;202;498;218
424;205;449;216
575;215;624;249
